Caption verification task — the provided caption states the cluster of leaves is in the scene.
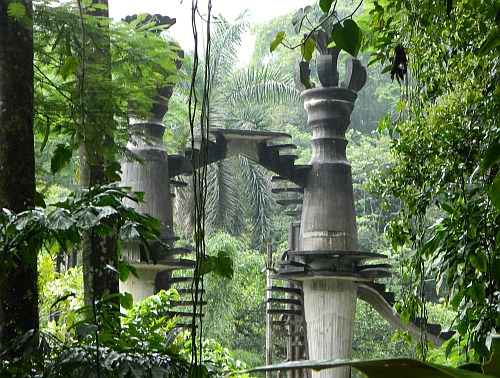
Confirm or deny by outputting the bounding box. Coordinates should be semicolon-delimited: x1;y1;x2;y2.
0;184;164;312
367;0;500;359
0;290;191;377
177;332;249;377
33;0;184;180
270;0;364;61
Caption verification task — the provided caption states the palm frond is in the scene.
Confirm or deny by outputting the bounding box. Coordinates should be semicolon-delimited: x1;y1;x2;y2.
227;66;299;105
205;160;245;236
239;156;276;248
223;106;270;131
209;12;249;87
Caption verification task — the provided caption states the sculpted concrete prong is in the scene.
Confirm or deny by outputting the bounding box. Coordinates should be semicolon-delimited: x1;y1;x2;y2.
342;58;367;92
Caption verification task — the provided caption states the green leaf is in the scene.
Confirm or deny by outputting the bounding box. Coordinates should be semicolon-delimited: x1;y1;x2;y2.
118;222;140;241
51;144;73;174
483;337;500;376
270;31;285;53
319;0;335;13
478;31;500;56
330;19;362;57
190;364;210;378
489;176;500;210
451;290;464;310
469;251;487;272
49;209;73;230
75;208;99;229
199;255;216;276
292;9;305;34
128;264;139;279
35;192;46;208
445;338;456;358
481;139;500;173
441;203;454;214
7;2;26;18
59;56;80;80
119;260;130;282
301;37;315;62
120;292;134;310
231;357;493;377
105;161;122;182
467;283;486;303
400;308;411;324
298;61;312;89
75;324;98;341
212;250;234;279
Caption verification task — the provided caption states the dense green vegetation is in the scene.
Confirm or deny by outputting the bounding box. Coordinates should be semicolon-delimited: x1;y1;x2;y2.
0;0;499;376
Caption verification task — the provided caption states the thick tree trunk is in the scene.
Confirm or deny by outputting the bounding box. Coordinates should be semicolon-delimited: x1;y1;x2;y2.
78;0;119;310
0;0;37;352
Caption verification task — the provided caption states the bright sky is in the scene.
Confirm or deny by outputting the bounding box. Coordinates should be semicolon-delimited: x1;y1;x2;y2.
108;0;310;62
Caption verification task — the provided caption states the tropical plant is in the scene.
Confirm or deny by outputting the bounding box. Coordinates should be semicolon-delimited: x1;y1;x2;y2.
169;13;299;249
365;0;500;360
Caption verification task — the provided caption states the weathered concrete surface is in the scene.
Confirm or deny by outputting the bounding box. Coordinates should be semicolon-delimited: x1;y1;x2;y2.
299;88;358;253
122;122;174;240
120;121;175;301
303;279;357;378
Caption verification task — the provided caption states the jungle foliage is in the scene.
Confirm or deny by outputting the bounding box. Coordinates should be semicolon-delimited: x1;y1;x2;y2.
2;0;499;376
366;0;500;360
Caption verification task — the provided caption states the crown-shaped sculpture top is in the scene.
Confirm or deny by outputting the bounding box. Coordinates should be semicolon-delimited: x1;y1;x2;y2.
295;30;367;93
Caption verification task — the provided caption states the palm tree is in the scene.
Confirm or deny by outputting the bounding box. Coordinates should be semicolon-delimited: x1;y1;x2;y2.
168;13;299;249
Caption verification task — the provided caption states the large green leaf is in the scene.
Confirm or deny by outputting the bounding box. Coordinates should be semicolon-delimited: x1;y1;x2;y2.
270;31;285;52
319;0;335;13
483;337;500;376
120;292;134;310
481;139;500;173
329;19;362;57
212;250;234;279
7;2;26;18
467;283;486;304
228;358;494;377
301;37;315;62
59;56;79;80
51;144;73;174
478;31;500;56
469;251;487;272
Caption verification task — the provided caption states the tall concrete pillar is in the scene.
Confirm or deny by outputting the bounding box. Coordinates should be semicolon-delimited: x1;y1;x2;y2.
119;14;183;302
119;119;175;302
296;47;366;378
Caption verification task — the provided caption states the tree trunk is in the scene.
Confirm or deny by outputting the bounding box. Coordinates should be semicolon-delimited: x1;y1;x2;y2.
78;0;119;310
0;0;37;353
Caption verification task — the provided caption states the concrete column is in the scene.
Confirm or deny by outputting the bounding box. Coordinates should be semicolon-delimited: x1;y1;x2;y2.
299;86;360;378
120;121;175;302
119;14;183;303
299;88;358;254
303;280;357;378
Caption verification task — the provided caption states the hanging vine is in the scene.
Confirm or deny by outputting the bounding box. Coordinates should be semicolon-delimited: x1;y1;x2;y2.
188;0;212;374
